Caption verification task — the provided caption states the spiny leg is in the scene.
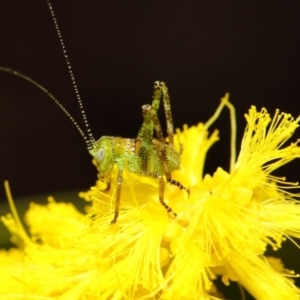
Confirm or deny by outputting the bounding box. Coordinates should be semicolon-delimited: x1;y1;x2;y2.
156;83;189;192
160;82;174;147
150;83;190;195
110;167;124;224
137;81;170;145
137;101;179;217
148;81;174;146
149;108;188;188
137;81;162;143
168;179;190;194
138;82;189;218
157;174;176;218
137;103;158;173
136;81;162;174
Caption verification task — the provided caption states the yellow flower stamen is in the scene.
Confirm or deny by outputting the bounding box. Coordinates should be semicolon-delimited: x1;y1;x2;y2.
1;96;300;299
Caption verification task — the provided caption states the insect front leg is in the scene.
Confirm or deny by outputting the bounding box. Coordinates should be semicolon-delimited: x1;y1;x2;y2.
111;166;124;224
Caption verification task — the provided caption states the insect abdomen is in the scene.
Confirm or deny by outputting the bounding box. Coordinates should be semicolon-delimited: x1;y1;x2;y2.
165;144;180;172
126;139;180;177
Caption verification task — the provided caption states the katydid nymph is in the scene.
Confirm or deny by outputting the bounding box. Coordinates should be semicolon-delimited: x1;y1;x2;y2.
90;81;189;223
0;0;189;224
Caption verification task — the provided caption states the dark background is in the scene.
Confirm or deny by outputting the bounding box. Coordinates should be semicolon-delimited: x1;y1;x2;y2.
0;1;300;298
0;0;299;197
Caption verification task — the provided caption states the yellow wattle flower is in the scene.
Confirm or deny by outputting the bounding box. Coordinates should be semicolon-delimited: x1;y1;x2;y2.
1;94;300;299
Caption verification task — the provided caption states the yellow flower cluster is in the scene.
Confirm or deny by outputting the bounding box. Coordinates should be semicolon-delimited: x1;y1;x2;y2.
1;94;300;299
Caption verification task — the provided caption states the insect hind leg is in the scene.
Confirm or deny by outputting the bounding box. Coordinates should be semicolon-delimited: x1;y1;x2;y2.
142;171;177;218
159;81;174;147
149;84;189;189
168;178;190;194
138;81;173;147
158;175;177;218
150;81;174;146
137;81;162;143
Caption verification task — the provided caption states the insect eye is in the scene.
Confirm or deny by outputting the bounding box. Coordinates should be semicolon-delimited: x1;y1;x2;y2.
96;148;105;162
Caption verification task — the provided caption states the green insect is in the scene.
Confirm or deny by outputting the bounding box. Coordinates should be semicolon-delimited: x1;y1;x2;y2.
0;0;189;223
90;81;189;223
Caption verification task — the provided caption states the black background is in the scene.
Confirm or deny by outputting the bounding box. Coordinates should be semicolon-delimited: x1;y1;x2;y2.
0;1;300;298
0;0;299;198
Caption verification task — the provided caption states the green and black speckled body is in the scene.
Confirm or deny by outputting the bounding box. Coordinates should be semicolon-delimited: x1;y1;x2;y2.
90;82;189;223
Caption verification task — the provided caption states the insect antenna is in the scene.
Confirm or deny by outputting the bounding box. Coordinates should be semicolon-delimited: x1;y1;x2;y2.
0;66;91;149
46;0;96;148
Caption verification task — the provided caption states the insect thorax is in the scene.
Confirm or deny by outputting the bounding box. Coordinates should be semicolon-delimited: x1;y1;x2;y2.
90;136;180;181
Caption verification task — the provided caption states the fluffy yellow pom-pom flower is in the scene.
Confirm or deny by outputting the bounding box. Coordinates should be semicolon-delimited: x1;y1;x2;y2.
1;94;300;299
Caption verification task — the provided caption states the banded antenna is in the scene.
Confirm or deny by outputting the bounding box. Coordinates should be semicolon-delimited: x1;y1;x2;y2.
46;0;96;147
0;66;92;150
